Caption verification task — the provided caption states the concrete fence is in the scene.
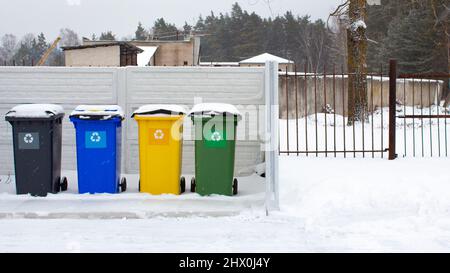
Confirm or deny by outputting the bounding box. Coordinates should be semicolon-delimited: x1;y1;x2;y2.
0;66;269;175
279;74;444;119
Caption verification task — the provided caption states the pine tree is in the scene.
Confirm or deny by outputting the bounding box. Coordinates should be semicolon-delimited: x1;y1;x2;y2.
99;31;116;41
135;22;148;40
152;18;178;40
183;22;192;36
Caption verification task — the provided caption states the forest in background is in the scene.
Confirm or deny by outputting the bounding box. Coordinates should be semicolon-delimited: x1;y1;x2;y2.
0;1;448;75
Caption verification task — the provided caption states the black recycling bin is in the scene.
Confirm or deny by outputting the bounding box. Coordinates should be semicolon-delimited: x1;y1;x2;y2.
5;104;68;196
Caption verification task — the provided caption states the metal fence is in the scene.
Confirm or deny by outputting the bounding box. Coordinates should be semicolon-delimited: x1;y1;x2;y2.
279;60;449;159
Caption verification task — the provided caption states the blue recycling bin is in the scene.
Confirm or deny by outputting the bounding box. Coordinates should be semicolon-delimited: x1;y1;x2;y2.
70;105;126;194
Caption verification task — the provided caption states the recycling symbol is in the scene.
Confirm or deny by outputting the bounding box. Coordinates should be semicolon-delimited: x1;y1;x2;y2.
90;132;101;143
23;133;34;144
154;129;164;140
211;131;222;142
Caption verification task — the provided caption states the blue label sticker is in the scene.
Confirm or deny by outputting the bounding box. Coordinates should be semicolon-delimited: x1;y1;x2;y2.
85;131;107;149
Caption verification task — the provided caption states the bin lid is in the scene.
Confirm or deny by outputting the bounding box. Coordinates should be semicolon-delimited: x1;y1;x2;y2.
70;105;124;120
131;104;187;117
188;103;242;119
5;104;65;119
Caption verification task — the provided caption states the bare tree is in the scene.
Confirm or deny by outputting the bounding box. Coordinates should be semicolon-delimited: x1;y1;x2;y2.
0;34;18;62
59;28;80;47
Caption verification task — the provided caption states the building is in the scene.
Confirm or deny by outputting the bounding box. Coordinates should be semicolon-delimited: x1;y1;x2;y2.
62;42;143;67
62;36;201;67
239;53;294;72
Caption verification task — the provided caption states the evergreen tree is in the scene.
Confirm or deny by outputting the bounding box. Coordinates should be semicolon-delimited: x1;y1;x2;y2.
183;22;192;36
152;18;178;40
99;31;116;41
379;1;447;73
135;22;148;40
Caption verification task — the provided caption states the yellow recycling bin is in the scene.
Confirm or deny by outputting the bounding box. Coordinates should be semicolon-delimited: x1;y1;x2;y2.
132;105;187;195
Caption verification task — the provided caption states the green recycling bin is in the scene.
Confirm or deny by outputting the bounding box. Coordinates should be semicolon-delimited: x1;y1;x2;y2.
189;103;241;196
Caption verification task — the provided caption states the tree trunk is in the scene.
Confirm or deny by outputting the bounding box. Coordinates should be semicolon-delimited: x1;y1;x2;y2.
347;0;368;124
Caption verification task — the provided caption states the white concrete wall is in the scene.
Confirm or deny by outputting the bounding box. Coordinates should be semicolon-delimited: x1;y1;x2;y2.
0;66;266;176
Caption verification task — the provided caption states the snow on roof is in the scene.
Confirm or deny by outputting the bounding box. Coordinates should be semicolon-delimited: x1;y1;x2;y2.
199;62;240;67
240;53;294;64
132;104;187;117
137;46;158;67
189;103;242;118
70;105;124;119
6;104;65;118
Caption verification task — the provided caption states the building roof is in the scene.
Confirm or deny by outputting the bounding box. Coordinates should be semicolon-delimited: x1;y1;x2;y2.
199;62;240;67
137;46;158;66
61;42;144;53
240;53;294;64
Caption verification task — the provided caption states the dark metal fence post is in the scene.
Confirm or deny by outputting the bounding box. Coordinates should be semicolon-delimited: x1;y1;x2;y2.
389;59;397;160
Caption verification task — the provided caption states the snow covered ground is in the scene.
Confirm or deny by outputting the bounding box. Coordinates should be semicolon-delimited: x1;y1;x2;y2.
0;156;449;252
0;107;449;252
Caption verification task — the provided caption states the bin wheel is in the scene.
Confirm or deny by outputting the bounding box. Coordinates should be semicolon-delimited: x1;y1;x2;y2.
120;177;127;192
180;177;186;194
190;177;196;193
60;177;68;192
233;178;238;195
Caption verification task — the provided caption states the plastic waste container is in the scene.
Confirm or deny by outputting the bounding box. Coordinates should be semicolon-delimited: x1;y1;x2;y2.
189;103;241;196
70;105;126;194
5;104;68;196
132;105;186;195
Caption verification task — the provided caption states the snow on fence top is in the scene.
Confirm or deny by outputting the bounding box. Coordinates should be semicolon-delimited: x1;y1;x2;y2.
131;104;187;117
70;105;124;120
189;103;242;118
6;104;65;118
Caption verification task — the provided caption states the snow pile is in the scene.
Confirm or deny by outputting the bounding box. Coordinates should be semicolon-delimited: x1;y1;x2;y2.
189;103;242;118
70;105;124;120
132;104;187;117
5;104;64;118
279;157;450;227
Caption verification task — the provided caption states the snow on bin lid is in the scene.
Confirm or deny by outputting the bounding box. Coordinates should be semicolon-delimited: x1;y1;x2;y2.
188;103;242;118
70;105;124;120
132;104;187;117
5;104;64;118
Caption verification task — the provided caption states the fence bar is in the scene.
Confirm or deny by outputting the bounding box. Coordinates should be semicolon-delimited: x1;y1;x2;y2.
304;63;309;156
420;79;424;157
403;79;407;157
324;65;328;157
294;66;299;156
342;65;346;158
412;79;416;157
314;71;318;157
388;60;397;160
428;80;433;157
371;74;375;158
285;69;290;155
380;64;384;158
333;65;337;157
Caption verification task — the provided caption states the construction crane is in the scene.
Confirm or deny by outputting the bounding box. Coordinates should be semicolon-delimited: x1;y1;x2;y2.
36;37;61;66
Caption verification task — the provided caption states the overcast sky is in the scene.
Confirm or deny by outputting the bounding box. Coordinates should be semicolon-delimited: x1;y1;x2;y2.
0;0;344;40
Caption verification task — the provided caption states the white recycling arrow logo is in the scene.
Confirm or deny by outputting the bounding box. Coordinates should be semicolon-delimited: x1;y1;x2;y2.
23;133;34;144
90;132;101;143
154;129;164;140
211;131;222;142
